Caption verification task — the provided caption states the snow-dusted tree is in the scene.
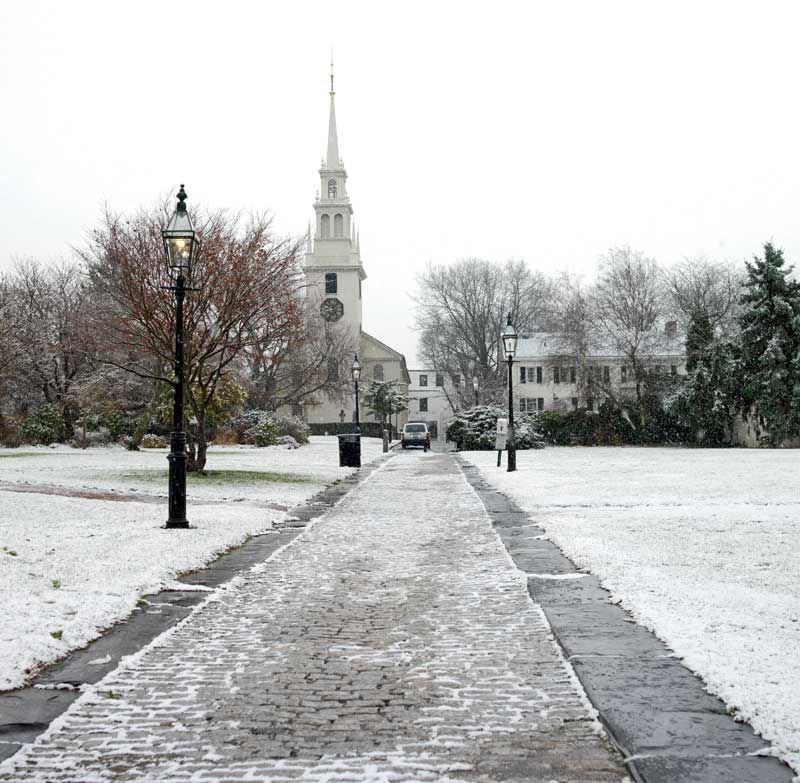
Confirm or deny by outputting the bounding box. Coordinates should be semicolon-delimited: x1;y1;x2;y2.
415;258;556;408
668;335;738;444
81;201;304;471
735;242;800;444
591;246;671;426
664;256;741;336
363;380;408;430
4;260;94;434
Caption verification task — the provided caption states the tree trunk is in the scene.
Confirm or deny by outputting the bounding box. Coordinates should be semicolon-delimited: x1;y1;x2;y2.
186;411;208;473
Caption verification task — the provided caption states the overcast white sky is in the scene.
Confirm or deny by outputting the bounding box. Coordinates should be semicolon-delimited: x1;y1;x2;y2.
2;1;800;364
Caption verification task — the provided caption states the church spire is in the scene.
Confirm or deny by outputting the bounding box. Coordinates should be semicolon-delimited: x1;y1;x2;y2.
326;58;340;169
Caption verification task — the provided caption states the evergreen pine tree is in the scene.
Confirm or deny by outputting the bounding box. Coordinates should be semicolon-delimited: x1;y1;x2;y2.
669;339;737;445
737;242;800;444
685;312;714;372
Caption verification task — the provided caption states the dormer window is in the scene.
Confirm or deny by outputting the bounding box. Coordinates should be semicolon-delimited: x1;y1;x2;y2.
327;178;337;199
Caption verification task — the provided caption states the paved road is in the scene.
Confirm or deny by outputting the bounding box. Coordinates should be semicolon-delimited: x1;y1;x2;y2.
0;451;626;782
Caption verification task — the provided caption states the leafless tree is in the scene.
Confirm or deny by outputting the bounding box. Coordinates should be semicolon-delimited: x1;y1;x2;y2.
663;255;741;335
590;246;671;425
81;201;304;471
414;258;556;409
4;259;94;431
245;300;358;411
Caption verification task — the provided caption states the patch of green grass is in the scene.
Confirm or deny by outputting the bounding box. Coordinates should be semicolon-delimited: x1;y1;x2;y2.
118;469;311;485
51;579;61;589
50;630;63;640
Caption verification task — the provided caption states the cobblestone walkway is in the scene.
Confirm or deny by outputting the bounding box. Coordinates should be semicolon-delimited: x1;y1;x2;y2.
0;452;627;782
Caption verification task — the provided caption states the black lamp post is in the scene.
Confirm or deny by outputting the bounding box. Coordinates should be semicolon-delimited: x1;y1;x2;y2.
352;354;361;433
502;314;518;472
473;376;479;407
161;185;200;528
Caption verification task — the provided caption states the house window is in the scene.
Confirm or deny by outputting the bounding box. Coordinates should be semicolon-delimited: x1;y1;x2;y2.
419;397;428;413
621;365;628;383
570;366;576;383
571;397;579;409
419;374;428;386
536;366;543;384
452;374;461;386
373;364;384;381
603;366;610;384
554;366;560;384
325;272;337;294
671;365;677;375
334;213;344;237
520;399;527;413
537;398;544;411
586;397;594;412
320;214;330;238
291;403;302;418
435;373;444;387
520;366;526;384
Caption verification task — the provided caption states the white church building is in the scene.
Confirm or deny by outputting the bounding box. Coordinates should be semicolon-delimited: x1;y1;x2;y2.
301;72;410;429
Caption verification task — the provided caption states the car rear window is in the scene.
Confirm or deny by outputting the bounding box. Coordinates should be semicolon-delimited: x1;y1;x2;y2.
405;424;426;432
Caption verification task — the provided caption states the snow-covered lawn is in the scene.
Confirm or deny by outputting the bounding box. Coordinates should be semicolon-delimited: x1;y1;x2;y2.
462;447;800;774
0;437;384;691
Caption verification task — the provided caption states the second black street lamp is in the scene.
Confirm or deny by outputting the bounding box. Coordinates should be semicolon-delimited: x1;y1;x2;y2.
351;354;361;433
501;314;518;472
162;185;200;528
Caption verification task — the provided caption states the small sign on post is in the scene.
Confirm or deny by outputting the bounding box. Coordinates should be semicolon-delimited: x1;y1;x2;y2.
495;418;508;467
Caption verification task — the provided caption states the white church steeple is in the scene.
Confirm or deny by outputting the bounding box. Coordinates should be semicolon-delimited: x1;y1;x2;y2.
303;65;366;342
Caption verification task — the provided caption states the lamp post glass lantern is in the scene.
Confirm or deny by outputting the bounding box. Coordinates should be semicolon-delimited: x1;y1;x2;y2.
351;354;361;433
501;314;518;472
473;376;479;407
162;184;200;528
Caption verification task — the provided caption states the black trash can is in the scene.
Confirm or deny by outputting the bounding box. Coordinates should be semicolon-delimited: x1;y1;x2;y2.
337;433;361;468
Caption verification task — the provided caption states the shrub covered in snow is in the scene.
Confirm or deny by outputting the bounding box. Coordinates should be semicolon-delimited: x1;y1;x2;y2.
277;435;301;449
140;433;168;449
228;410;280;447
20;404;64;445
447;405;545;451
226;410;309;447
274;413;310;445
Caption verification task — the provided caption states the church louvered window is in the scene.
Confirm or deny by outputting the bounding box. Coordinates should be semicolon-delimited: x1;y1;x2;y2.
325;273;337;294
320;214;330;238
328;178;337;198
334;213;344;237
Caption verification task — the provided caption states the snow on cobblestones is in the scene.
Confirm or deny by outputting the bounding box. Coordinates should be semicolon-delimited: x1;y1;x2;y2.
0;438;383;691
462;446;800;774
0;452;626;782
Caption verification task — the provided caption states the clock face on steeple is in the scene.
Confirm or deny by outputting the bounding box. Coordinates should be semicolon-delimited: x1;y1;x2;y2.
320;297;344;322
